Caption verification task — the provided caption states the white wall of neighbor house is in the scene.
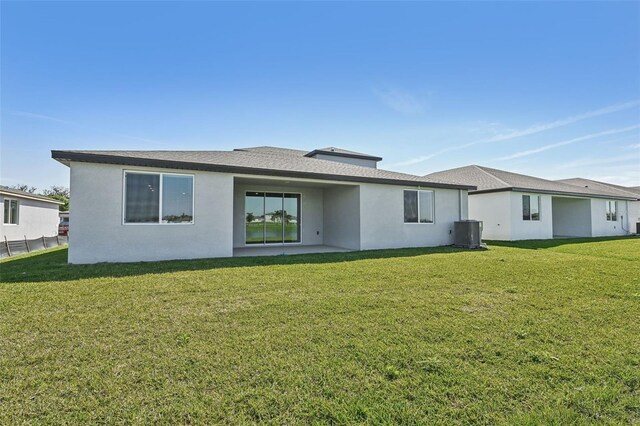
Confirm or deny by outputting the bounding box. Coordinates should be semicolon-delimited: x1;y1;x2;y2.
468;192;512;240
628;201;640;234
551;197;592;237
590;198;629;237
358;184;465;250
68;162;234;264
509;192;553;240
323;185;360;250
232;183;324;248
0;195;60;240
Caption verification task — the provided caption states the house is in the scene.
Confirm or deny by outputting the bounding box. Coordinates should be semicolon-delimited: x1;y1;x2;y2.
1;186;63;241
51;147;475;264
557;178;640;235
425;165;638;240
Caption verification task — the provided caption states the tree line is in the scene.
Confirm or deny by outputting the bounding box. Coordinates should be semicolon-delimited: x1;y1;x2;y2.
7;184;69;211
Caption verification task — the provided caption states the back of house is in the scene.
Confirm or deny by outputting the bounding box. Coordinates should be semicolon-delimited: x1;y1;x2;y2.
426;166;639;241
1;186;63;242
52;146;475;264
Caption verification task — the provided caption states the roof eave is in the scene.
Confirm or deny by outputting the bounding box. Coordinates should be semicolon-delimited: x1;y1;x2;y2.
0;190;65;205
470;187;637;201
51;150;475;191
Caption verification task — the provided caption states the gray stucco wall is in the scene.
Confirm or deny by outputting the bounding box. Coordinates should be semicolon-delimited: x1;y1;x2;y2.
0;195;60;240
312;153;378;168
68;162;234;264
358;184;465;250
323;186;360;250
551;197;592;237
232;183;324;248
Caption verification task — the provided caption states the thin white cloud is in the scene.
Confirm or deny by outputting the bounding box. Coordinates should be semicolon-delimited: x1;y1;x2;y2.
558;154;638;169
7;110;171;148
394;99;640;166
628;142;640;149
374;89;425;115
391;154;436;167
480;99;640;145
493;125;640;161
9;110;79;126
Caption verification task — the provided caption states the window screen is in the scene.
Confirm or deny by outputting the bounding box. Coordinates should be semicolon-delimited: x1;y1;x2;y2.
124;173;160;223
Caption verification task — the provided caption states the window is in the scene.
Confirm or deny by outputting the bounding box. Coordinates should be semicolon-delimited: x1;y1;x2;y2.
124;172;193;224
245;192;300;244
404;190;434;223
3;199;18;224
522;195;540;221
606;201;617;221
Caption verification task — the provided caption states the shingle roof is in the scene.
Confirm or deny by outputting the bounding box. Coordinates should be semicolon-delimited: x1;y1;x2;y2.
557;178;640;200
425;165;637;200
51;147;474;190
304;147;383;161
0;186;64;204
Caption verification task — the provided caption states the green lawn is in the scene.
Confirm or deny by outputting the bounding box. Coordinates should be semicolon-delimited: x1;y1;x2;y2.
1;237;639;424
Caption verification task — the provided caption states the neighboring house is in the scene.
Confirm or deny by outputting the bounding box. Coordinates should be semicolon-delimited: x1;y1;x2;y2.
425;165;638;241
59;211;70;236
1;186;63;241
557;178;640;235
51;146;475;264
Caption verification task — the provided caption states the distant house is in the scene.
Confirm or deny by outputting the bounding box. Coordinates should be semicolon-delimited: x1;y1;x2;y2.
52;146;475;264
426;165;638;240
1;186;63;241
556;178;640;236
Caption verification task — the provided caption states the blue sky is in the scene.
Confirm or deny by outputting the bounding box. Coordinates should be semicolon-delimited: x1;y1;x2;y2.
2;1;639;189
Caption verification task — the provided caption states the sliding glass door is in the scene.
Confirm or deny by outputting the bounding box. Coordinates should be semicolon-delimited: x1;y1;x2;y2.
245;192;300;244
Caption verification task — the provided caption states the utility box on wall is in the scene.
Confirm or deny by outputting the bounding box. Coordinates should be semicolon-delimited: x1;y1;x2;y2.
454;220;483;249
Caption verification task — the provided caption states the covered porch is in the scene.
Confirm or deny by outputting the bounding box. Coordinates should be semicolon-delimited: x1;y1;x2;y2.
232;175;361;256
551;196;592;238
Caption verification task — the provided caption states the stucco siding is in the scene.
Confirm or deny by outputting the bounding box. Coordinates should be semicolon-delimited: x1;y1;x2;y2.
359;184;462;250
627;201;640;234
68;162;234;264
323;186;360;250
232;183;324;248
468;192;512;240
590;198;629;237
551;197;592;237
0;195;60;240
509;192;553;240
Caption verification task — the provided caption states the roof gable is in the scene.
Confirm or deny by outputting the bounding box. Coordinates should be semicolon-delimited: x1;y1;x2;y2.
425;165;637;200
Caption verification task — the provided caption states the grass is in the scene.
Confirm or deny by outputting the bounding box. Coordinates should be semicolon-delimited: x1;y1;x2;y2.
1;237;639;424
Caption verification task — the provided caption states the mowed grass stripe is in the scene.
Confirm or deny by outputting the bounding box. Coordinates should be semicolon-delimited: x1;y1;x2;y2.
1;238;639;424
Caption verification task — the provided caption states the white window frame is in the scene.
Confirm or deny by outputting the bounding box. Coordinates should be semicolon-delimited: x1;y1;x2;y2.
122;170;195;225
403;189;435;224
606;200;617;222
522;194;541;221
3;198;19;225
